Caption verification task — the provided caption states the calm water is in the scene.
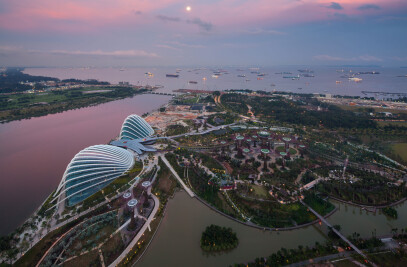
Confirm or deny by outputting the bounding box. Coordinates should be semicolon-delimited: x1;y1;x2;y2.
139;192;407;267
0;95;170;235
25;66;407;98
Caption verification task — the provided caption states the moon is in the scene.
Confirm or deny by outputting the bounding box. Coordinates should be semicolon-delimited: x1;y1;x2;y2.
186;6;191;12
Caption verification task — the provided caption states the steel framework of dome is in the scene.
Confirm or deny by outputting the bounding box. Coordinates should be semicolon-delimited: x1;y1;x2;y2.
53;145;135;207
119;114;154;140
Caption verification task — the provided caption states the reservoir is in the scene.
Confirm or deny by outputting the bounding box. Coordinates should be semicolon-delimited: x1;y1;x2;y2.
0;94;171;235
138;192;407;267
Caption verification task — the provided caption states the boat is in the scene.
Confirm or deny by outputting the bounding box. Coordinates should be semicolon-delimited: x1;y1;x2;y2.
166;74;179;78
349;77;362;82
301;74;314;77
245;79;251;82
145;72;153;76
251;71;260;74
257;73;267;77
270;84;276;87
336;81;342;84
298;69;314;73
188;81;198;84
237;74;246;77
257;77;263;80
211;75;219;78
283;75;300;79
202;77;207;81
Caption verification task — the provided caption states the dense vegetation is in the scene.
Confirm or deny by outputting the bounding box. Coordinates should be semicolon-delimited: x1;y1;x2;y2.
0;68;59;93
382;207;398;219
200;225;238;252
165;124;189;136
0;86;147;122
221;93;377;129
233;241;337;267
317;168;406;205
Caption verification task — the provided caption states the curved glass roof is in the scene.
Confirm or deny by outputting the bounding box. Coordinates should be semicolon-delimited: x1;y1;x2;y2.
53;145;134;206
119;114;154;140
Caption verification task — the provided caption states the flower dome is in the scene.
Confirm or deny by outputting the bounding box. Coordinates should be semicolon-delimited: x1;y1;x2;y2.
54;145;134;206
119;114;154;140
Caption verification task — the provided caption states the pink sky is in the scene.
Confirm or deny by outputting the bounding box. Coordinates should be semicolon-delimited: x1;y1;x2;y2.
0;0;404;32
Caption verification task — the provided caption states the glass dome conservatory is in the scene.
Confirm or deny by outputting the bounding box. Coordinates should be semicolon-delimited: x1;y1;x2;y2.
119;114;154;140
53;145;134;206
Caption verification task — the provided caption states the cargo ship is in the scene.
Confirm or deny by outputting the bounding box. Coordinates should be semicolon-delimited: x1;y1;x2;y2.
166;74;179;78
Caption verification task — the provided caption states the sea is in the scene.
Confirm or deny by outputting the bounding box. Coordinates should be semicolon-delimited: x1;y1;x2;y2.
24;66;407;99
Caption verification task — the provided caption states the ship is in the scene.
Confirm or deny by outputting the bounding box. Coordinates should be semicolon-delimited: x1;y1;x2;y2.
166;74;179;78
349;77;362;82
301;74;314;77
188;81;198;84
283;75;300;79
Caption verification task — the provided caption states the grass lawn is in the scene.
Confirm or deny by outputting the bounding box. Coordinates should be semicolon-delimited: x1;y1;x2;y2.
250;184;269;198
63;250;100;267
391;143;407;162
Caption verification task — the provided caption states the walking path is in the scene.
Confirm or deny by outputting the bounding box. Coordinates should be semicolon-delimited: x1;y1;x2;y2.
160;154;195;197
300;200;377;267
108;189;159;267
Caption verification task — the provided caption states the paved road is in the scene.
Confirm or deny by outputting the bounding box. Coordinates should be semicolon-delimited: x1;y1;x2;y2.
160;155;195;197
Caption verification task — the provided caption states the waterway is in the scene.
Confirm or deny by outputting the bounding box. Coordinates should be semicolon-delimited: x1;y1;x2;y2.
138;192;407;267
24;66;407;99
0;94;171;235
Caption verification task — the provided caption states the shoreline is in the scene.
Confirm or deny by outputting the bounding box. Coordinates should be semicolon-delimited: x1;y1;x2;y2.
193;192;338;232
329;196;407;210
0;88;149;124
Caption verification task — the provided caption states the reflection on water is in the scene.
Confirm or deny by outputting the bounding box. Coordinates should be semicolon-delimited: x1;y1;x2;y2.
139;191;326;267
139;193;407;267
0;95;170;235
328;200;407;237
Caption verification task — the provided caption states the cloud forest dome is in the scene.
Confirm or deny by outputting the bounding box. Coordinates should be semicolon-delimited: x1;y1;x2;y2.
53;145;134;207
119;114;154;140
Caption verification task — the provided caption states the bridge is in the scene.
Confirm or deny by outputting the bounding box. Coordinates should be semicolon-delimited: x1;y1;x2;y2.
300;200;369;259
160;155;195;197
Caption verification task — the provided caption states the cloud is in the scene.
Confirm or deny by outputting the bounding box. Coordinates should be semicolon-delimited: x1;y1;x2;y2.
326;2;343;10
358;4;380;11
242;28;285;35
0;46;158;58
314;54;382;62
155;44;180;51
156;15;181;22
51;49;158;58
167;41;205;49
186;18;213;31
314;54;347;61
392;56;407;61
